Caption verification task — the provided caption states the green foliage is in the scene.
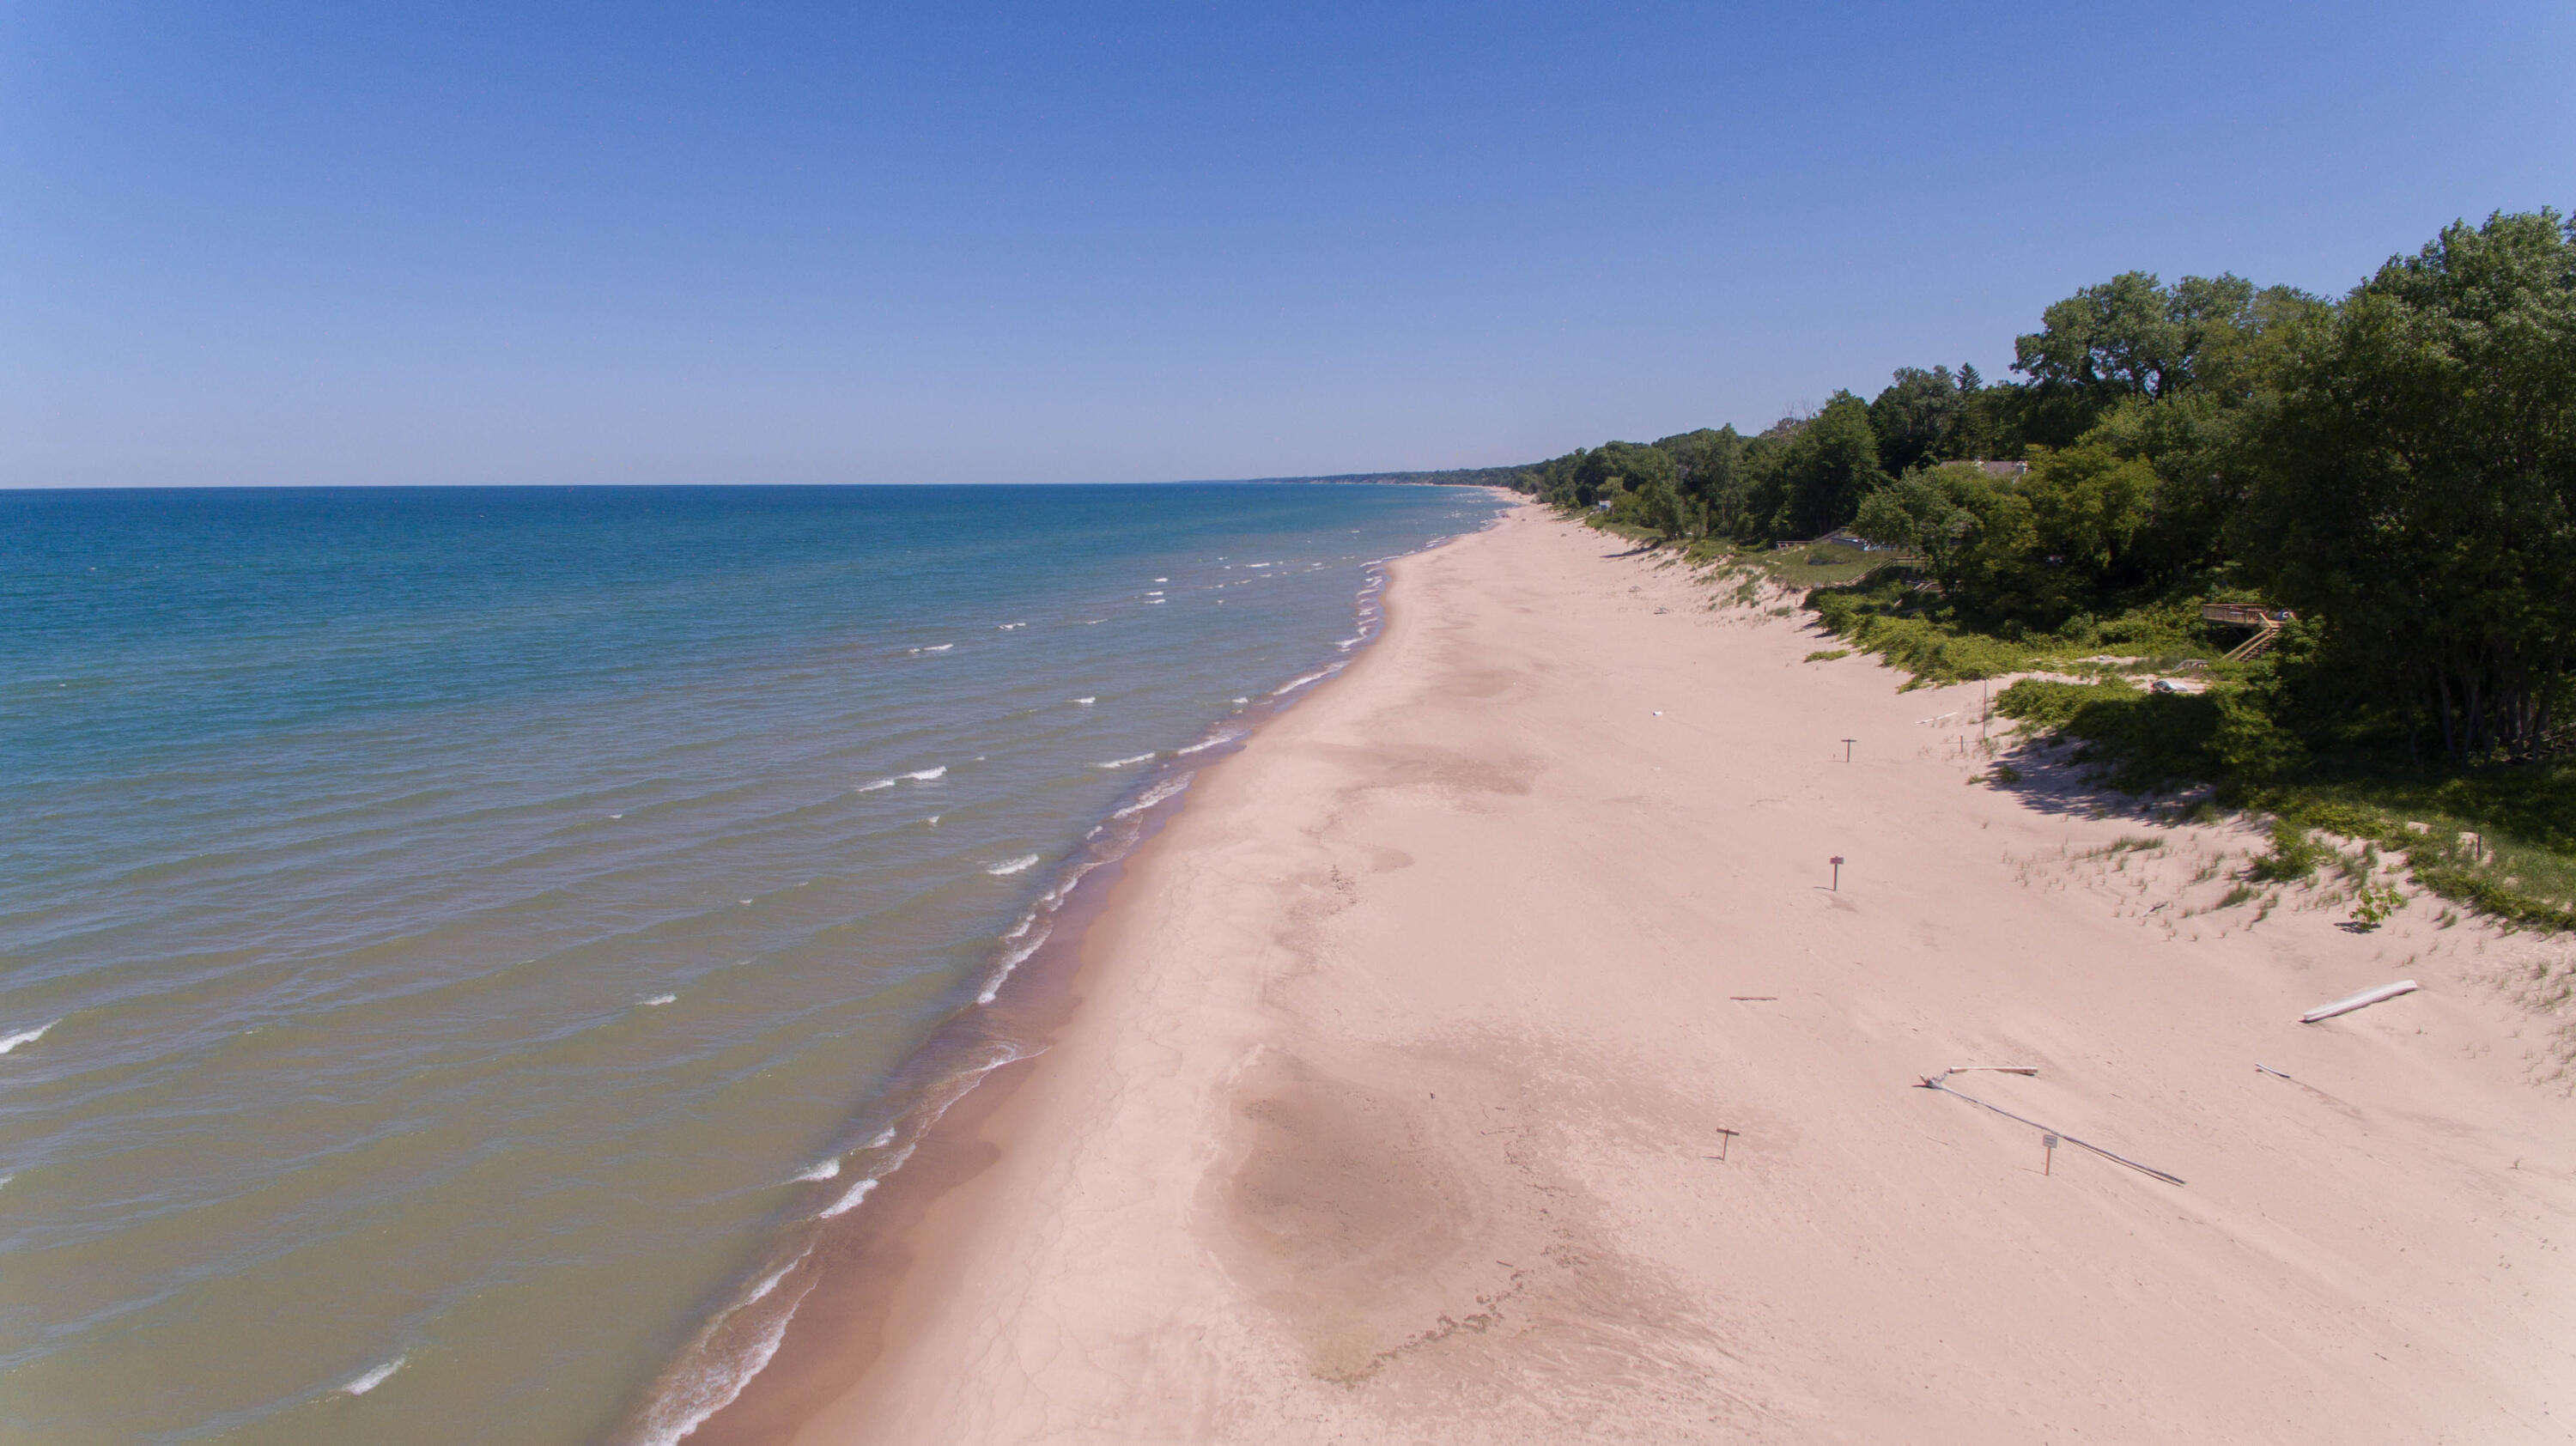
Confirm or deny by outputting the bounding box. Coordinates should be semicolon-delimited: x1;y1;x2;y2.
2238;209;2576;760
1803;648;1850;662
2349;882;2403;929
1769;392;1889;538
2246;819;2322;881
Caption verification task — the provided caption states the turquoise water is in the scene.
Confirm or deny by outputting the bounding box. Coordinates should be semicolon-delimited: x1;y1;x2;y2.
0;483;1502;1445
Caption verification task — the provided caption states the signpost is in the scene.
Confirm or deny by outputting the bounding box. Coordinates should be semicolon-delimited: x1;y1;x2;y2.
1829;856;1844;890
2041;1132;2059;1176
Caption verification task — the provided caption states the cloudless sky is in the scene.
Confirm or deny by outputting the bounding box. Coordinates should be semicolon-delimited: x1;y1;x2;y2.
5;2;2571;487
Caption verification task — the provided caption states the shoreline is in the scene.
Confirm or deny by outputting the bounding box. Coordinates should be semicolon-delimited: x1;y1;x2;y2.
709;507;2573;1444
666;506;1507;1444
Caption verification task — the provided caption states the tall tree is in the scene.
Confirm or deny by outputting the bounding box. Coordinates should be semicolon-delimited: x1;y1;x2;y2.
1771;392;1887;538
1875;366;1968;474
2240;210;2576;757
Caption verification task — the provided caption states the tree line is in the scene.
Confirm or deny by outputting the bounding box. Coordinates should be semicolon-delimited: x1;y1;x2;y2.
1510;210;2576;764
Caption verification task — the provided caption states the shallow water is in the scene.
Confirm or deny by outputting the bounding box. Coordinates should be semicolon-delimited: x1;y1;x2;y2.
0;483;1502;1444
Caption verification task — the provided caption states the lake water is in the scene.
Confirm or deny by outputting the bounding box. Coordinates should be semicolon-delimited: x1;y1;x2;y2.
0;483;1504;1444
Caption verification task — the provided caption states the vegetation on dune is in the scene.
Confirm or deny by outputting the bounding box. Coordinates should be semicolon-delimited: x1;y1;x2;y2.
1508;209;2576;930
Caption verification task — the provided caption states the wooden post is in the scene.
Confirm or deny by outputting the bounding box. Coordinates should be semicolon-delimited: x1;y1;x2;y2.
2042;1132;2058;1176
1830;856;1844;890
1841;738;1855;762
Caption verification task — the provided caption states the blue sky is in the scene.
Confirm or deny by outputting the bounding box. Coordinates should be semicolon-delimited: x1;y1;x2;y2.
5;2;2570;487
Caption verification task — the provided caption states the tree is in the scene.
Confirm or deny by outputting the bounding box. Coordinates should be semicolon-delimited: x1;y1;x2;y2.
2014;271;2260;404
1868;366;1973;476
2239;210;2576;758
1656;426;1753;537
1769;392;1887;538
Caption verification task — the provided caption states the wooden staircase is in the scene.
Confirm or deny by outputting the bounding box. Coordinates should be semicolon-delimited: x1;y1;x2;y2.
2202;604;2293;662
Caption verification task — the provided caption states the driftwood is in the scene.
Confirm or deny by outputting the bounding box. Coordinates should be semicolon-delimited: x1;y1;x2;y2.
2300;981;2419;1024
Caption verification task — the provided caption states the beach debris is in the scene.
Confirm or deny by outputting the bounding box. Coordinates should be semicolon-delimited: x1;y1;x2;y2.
1709;1127;1740;1162
1946;1065;2039;1076
2254;1063;2297;1082
1729;994;1778;1001
2300;980;2420;1024
1916;1070;2185;1187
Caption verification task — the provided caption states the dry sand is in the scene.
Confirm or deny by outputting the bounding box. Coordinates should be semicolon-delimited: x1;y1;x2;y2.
739;507;2576;1443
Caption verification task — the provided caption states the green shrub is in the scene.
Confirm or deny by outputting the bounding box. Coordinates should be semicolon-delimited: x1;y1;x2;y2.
2247;819;2321;882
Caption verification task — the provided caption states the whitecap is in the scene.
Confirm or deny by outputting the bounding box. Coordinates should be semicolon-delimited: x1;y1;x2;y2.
1176;731;1242;756
0;1020;59;1057
985;854;1040;876
641;994;677;1007
1271;666;1341;696
1072;696;1096;706
343;1357;404;1395
924;814;941;826
738;899;753;907
997;622;1026;630
1113;774;1193;818
1145;591;1164;597
1095;753;1155;769
818;1144;915;1219
818;1176;879;1220
1231;696;1249;706
903;767;946;782
854;778;896;793
908;643;955;654
792;1158;841;1183
869;1127;897;1149
1145;598;1166;605
977;922;1054;1003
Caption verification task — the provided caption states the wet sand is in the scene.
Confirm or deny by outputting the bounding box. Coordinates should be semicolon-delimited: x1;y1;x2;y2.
716;505;2576;1443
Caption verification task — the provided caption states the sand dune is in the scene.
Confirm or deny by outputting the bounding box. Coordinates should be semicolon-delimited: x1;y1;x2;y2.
756;505;2576;1443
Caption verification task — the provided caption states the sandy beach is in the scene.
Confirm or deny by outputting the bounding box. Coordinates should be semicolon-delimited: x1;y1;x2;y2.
714;504;2576;1444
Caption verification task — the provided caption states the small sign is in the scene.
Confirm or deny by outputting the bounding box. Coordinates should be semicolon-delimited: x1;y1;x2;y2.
2041;1133;2059;1149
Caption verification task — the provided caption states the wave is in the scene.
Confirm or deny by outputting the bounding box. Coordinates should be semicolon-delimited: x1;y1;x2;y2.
852;778;896;793
0;1019;59;1056
1270;665;1342;697
1095;753;1154;769
641;994;677;1008
1072;696;1095;706
975;922;1052;1004
790;1158;840;1183
1112;773;1192;818
907;643;955;654
343;1357;404;1395
817;1143;914;1219
1176;730;1242;756
903;767;946;782
985;854;1039;877
624;1245;819;1446
1145;598;1166;605
996;622;1025;630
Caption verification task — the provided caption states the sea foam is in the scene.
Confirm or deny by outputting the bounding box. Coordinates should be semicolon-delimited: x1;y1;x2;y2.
343;1357;404;1395
0;1019;59;1056
985;854;1040;876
